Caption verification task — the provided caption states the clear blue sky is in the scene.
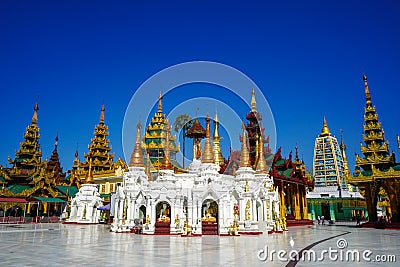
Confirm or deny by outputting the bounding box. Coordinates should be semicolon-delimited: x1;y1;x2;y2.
1;0;399;172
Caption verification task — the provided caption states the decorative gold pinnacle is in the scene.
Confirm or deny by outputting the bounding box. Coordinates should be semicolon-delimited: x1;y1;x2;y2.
158;91;163;113
213;112;224;166
256;134;267;173
85;158;94;184
100;104;105;123
319;116;331;137
129;120;144;167
239;122;251;168
251;88;257;112
363;73;371;105
32;101;39;124
202;115;214;163
161;121;173;170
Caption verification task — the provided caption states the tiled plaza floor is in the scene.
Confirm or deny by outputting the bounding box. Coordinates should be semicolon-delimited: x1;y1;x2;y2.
0;223;398;266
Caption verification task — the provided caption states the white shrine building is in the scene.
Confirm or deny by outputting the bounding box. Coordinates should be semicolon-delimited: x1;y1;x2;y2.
111;115;281;235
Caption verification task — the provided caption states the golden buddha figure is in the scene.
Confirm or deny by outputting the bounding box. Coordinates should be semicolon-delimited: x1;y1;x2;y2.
158;203;171;223
202;202;217;223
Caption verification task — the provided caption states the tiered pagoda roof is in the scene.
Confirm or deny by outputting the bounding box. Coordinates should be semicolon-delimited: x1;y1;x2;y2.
270;147;314;187
245;89;272;169
348;74;400;183
355;74;396;174
143;92;180;169
69;104;127;186
6;102;46;185
45;135;66;185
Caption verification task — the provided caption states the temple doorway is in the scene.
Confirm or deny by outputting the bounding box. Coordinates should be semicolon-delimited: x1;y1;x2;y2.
139;205;146;223
202;199;218;235
321;202;331;220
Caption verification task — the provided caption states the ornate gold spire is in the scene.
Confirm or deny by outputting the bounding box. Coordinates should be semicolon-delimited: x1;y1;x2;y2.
251;88;257;112
32;101;39;124
158;91;163;113
213;112;224;166
145;153;152;181
255;134;267;173
319;116;331;137
356;74;393;169
340;130;350;176
240;122;251;168
85;158;94;184
129;120;144;167
100;104;105;123
202;115;214;163
363;73;372;105
161;121;173;170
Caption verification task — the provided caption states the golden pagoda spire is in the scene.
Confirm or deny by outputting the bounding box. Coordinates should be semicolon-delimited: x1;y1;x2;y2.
363;73;372;106
100;104;105;123
255;134;267;173
32;101;39;124
161;121;173;170
85;158;94;184
213;112;224;166
319;116;331;137
145;153;152;181
251;88;257;112
158;91;163;113
202;115;214;163
129;120;144;167
340;130;350;176
239;122;251;168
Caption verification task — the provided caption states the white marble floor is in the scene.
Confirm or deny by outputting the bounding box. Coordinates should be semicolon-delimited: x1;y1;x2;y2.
0;223;398;266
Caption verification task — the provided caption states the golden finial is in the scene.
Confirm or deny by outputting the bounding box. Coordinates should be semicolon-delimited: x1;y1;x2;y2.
256;134;267;173
202;115;214;163
100;104;105;123
161;120;173;170
32;101;39;124
363;73;371;104
251;88;257;112
85;158;94;184
158;91;163;113
213;112;224;166
319;116;331;137
239;122;251;168
129;120;144;167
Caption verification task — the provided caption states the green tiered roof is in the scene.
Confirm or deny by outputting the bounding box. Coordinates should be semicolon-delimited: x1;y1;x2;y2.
143;92;180;169
6;102;47;185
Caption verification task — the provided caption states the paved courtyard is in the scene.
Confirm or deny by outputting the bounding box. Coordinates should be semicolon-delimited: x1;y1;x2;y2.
0;223;398;266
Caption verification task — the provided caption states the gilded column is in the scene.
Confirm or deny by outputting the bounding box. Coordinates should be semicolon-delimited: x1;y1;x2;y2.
295;184;301;220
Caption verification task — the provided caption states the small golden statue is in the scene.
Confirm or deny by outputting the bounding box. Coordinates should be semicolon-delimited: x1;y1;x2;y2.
245;199;251;221
82;204;87;220
182;219;192;235
175;214;180;228
145;214;150;226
